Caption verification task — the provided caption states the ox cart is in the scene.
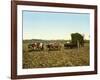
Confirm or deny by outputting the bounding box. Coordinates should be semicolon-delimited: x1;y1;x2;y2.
64;33;84;49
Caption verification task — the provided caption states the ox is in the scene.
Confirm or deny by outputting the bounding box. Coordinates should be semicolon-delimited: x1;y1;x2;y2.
46;42;61;51
64;42;77;49
28;42;44;51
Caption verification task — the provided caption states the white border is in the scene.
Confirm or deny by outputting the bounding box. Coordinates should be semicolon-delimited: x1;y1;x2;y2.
17;5;95;75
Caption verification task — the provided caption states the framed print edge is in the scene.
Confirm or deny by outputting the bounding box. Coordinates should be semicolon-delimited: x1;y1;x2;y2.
11;1;97;79
11;1;17;79
94;6;98;74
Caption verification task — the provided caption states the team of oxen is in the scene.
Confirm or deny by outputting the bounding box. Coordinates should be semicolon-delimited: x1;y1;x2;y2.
28;41;83;51
28;42;62;51
28;33;84;51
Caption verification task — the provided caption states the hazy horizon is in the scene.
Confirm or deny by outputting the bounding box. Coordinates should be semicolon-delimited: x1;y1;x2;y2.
23;38;90;41
23;11;90;40
23;33;90;40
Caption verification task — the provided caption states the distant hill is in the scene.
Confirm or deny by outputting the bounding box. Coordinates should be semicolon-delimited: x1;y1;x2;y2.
23;39;89;44
23;39;69;43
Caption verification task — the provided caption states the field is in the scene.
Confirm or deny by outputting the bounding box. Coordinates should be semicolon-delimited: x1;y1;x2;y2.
23;40;89;69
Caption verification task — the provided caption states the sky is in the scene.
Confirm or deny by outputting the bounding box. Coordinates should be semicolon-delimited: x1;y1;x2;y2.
23;10;90;40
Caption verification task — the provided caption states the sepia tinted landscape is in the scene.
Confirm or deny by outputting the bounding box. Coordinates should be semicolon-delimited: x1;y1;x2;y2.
22;11;90;68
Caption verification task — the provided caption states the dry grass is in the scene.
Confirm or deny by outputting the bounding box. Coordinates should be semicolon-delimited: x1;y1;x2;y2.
23;41;89;69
